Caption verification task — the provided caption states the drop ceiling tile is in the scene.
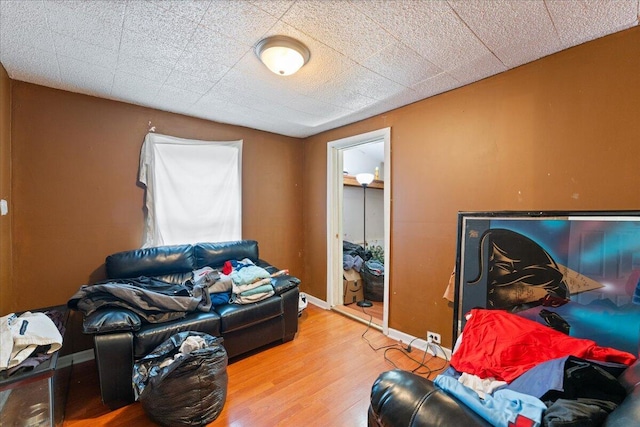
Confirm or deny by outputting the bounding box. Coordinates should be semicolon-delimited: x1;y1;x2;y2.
448;52;508;87
148;0;212;23
45;5;123;51
0;0;48;28
282;0;395;63
184;25;252;68
0;1;53;53
200;0;279;46
361;41;442;87
57;56;115;96
303;78;379;112
284;94;353;121
120;29;185;67
546;0;639;48
379;87;422;111
111;73;163;105
123;0;199;50
0;45;60;86
53;32;118;71
156;84;202;106
412;72;461;99
0;21;54;54
448;0;563;68
357;0;491;72
172;44;234;82
337;64;407;102
191;96;280;132
209;70;343;126
44;0;126;26
116;54;173;84
163;70;218;95
151;85;202;114
249;0;296;18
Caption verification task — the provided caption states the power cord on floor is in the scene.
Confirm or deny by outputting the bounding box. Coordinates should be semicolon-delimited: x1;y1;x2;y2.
359;305;447;378
360;305;399;352
412;341;449;377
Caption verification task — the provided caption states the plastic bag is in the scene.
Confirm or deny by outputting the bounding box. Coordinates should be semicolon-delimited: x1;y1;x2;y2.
362;260;384;302
133;331;228;426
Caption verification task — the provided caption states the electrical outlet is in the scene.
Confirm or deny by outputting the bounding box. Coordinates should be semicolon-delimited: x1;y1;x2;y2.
427;331;441;344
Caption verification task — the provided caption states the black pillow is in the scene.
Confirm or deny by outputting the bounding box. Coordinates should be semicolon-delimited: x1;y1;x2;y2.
83;308;142;333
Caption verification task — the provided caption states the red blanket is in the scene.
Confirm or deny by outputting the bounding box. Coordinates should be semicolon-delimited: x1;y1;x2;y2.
451;309;637;383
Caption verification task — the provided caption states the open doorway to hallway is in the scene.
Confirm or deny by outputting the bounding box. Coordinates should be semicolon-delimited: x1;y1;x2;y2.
326;128;390;332
337;143;385;326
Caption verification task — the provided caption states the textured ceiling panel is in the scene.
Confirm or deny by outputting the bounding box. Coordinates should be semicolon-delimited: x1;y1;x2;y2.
57;56;115;97
547;0;639;47
283;0;394;64
200;0;278;47
449;0;563;68
0;0;638;137
361;41;442;87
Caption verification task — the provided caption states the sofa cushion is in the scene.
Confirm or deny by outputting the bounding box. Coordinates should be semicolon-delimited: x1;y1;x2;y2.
215;296;282;333
83;308;142;333
133;311;220;359
106;244;195;281
195;240;259;268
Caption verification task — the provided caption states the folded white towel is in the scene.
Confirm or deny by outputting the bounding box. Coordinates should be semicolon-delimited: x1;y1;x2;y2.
4;312;63;370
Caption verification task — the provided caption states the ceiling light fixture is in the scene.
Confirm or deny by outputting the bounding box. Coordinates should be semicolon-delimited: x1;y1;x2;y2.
255;35;310;76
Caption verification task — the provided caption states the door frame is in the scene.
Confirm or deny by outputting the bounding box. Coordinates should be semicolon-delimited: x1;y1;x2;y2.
326;127;391;334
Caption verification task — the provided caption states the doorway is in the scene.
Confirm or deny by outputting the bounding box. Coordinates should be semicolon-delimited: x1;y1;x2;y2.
327;128;390;333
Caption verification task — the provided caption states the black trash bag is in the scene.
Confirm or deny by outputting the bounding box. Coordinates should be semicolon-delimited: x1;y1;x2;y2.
362;260;384;302
133;331;228;427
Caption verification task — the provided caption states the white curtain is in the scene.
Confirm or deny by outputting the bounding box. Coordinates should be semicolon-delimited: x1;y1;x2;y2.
139;133;242;248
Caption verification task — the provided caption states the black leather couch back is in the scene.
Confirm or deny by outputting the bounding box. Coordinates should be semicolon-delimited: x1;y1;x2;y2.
105;240;260;284
195;240;259;267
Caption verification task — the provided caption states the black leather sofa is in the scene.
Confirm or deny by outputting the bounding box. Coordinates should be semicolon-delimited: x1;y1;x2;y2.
369;360;640;427
72;240;300;409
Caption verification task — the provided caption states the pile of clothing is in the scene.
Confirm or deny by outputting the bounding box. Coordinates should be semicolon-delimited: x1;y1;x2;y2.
0;310;64;376
436;309;637;427
192;258;287;305
68;258;289;328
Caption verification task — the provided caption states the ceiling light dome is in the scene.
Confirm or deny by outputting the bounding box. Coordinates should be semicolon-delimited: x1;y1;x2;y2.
255;35;310;76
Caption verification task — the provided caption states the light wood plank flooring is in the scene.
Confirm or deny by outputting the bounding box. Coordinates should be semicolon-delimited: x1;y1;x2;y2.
63;304;448;426
334;301;384;328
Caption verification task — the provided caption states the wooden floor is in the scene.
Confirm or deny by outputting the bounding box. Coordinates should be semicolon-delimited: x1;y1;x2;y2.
63;304;448;426
334;301;384;327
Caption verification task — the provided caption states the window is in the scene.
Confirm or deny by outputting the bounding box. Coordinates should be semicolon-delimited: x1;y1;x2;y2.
138;133;242;247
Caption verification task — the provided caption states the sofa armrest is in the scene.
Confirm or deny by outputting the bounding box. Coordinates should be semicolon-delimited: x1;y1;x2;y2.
83;308;142;334
255;259;300;295
94;332;136;409
369;370;491;427
271;274;300;295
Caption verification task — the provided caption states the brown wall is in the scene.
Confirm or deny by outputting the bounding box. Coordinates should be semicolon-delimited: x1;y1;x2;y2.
0;64;11;315
3;26;639;350
303;27;640;346
5;84;304;314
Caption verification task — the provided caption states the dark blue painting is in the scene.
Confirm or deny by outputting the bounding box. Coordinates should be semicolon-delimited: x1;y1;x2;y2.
455;211;640;355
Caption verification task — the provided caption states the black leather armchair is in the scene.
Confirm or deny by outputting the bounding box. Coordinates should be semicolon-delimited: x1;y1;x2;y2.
72;240;300;409
369;360;640;427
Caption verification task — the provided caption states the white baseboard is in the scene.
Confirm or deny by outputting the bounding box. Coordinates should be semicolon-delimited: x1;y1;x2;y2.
387;328;452;361
303;292;330;310
303;292;451;361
